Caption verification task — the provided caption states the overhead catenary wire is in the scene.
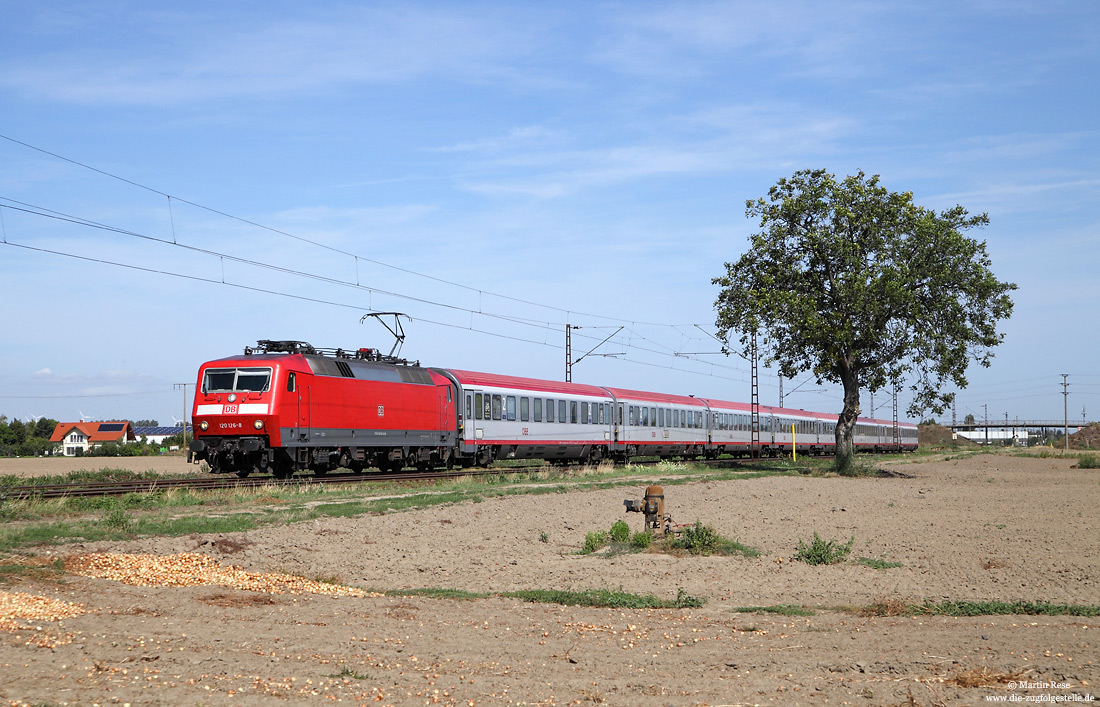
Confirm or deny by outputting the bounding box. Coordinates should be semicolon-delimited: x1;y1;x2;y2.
0;196;759;381
0;133;863;405
0;132;706;328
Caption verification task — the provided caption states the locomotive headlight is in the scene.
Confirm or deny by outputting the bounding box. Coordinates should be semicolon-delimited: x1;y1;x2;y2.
200;420;209;431
227;393;237;403
253;419;264;430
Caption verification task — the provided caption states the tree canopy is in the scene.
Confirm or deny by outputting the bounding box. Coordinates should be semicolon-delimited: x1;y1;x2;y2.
712;169;1016;470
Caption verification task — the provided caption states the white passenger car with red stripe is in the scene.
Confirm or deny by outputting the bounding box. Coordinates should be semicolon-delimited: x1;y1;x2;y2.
437;370;614;465
603;387;710;459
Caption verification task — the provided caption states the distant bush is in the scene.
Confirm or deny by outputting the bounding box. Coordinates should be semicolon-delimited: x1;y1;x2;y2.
1077;453;1100;469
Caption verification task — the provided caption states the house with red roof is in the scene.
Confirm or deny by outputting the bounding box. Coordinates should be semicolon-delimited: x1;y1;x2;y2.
49;421;137;456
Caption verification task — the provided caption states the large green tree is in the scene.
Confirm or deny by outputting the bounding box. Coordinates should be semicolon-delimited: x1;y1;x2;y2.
713;169;1016;471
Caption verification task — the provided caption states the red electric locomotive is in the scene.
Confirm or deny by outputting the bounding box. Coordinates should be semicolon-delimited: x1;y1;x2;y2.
189;340;457;477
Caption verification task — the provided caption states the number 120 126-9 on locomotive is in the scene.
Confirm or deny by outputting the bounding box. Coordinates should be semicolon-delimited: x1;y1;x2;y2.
188;340;917;478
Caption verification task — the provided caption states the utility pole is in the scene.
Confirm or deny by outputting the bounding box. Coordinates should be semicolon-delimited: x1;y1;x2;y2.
565;324;621;383
565;325;574;383
983;404;989;446
892;386;899;451
173;383;191;452
952;398;958;450
1062;374;1069;451
778;377;784;408
750;332;760;458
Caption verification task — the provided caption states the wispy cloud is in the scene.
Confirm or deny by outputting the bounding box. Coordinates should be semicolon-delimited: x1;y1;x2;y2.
0;6;547;105
452;103;855;198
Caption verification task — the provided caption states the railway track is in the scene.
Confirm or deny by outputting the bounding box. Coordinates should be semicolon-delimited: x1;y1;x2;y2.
0;467;515;500
0;456;787;500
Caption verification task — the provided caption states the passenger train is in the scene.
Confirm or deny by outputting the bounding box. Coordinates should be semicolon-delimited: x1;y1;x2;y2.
188;340;919;477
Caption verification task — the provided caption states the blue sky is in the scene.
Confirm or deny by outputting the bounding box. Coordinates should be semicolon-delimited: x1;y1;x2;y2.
1;1;1098;428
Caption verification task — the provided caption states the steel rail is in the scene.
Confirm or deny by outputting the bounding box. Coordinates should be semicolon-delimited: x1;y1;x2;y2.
0;467;511;500
0;456;786;501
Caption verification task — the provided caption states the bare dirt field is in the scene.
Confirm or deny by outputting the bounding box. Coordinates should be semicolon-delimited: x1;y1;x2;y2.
1;452;1097;706
0;455;196;478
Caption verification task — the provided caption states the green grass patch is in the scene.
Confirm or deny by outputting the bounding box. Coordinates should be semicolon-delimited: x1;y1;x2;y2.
856;556;903;570
916;600;1100;617
853;599;1100;617
377;587;489;600
0;556;66;584
731;604;815;616
793;531;854;565
503;587;703;609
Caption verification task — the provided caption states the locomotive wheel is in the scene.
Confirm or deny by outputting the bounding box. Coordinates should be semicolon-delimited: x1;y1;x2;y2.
235;469;251;479
378;457;402;473
271;458;295;479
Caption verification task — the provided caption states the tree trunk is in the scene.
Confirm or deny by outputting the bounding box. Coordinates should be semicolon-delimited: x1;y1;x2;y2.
835;367;861;474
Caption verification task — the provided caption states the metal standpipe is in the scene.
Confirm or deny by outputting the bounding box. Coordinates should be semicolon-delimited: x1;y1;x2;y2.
623;484;669;534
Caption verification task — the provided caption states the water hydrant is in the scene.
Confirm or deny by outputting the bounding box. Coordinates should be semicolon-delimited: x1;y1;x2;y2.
623;484;668;533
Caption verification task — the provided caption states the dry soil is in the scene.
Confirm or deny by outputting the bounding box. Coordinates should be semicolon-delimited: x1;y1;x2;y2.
1;452;1097;706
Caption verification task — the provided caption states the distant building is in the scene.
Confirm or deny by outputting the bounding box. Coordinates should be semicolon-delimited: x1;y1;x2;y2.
49;421;137;456
132;425;192;447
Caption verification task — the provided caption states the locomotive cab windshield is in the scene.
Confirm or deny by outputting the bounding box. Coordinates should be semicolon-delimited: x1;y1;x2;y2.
201;367;272;393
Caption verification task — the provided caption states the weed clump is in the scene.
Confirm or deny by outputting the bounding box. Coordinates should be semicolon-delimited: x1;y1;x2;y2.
675;521;721;555
609;519;630;544
581;531;608;555
630;530;652;549
1077;453;1100;469
103;506;134;534
793;531;854;565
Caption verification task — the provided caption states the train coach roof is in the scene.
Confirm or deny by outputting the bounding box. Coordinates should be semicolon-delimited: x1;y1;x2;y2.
602;387;709;406
440;369;610;398
703;398;918;427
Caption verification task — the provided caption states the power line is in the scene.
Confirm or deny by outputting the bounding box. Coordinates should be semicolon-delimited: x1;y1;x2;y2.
0;134;857;397
0;197;757;380
0;132;705;328
1;238;758;389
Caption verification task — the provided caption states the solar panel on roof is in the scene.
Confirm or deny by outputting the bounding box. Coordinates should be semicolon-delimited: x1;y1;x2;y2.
98;423;125;432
